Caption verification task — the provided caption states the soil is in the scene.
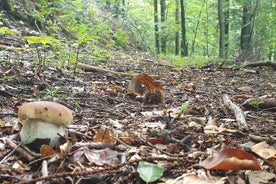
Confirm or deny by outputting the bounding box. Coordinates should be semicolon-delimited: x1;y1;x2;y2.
0;35;275;184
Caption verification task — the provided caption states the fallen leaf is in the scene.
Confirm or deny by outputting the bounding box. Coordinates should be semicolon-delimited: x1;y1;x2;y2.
251;141;276;165
237;86;251;92
108;85;122;92
71;147;120;166
137;161;164;183
40;144;56;157
247;171;276;184
93;127;116;144
199;148;262;170
165;172;227;184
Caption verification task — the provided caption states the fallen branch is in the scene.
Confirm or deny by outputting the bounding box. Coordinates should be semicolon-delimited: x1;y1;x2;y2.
77;63;130;77
243;61;276;69
222;94;248;130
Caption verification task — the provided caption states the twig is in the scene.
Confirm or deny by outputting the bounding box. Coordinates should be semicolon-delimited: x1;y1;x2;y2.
222;94;248;130
18;156;192;184
0;142;22;164
6;141;39;161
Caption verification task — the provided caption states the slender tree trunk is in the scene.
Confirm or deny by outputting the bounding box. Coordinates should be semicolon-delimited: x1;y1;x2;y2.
160;0;166;53
180;0;188;56
205;0;209;56
154;0;160;54
175;0;180;55
218;0;225;58
224;0;230;58
191;1;205;55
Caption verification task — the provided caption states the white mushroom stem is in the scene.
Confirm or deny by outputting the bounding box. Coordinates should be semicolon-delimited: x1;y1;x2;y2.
20;120;66;147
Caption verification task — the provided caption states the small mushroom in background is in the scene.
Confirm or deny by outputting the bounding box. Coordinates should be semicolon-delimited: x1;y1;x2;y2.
18;101;73;151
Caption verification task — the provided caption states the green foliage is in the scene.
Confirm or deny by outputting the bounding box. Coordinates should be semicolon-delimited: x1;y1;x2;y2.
0;27;16;35
26;36;60;46
114;28;129;47
162;54;212;67
178;101;190;115
137;161;164;183
250;100;265;106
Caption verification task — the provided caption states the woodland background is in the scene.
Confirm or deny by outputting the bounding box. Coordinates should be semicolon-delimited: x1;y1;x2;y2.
0;0;275;184
1;0;275;66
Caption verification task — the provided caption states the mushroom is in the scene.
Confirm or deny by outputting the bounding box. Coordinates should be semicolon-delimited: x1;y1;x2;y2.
18;101;73;148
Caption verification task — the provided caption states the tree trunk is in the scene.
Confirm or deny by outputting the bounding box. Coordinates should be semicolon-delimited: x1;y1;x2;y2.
204;1;209;56
239;0;260;62
240;0;253;54
218;0;225;58
191;1;205;55
180;0;188;56
154;0;160;54
0;0;11;11
160;0;166;53
224;0;230;58
175;0;180;55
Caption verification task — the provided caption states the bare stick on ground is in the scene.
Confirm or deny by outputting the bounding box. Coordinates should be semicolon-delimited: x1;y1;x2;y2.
222;94;248;130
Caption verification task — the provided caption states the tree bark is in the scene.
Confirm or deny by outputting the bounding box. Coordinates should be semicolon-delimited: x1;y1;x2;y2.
180;0;188;56
0;0;11;11
224;0;230;58
239;0;260;62
218;0;225;58
154;0;160;54
240;0;253;54
175;0;180;55
160;0;166;53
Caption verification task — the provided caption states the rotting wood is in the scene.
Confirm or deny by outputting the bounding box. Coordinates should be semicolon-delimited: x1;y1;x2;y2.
222;94;248;130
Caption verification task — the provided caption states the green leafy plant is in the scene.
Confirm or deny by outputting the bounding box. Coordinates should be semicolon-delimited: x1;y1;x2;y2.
178;100;190;115
137;161;164;183
25;35;60;65
114;28;129;47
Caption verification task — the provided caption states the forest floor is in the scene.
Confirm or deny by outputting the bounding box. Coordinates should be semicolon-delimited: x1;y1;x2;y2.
0;36;276;183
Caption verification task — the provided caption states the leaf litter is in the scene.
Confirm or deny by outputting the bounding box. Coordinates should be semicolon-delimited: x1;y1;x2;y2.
0;49;275;183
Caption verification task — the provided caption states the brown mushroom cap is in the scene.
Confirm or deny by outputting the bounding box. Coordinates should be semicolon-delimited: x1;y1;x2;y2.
18;101;73;126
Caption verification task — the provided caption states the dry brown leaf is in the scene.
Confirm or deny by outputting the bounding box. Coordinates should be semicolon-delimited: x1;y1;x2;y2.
251;141;276;164
59;141;70;157
199;148;262;170
108;85;122;92
72;147;120;166
237;86;251;92
93;127;116;144
118;131;136;145
40;144;56;157
165;173;227;184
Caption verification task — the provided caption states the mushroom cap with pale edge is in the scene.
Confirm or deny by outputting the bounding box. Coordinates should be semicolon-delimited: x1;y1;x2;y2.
18;101;73;126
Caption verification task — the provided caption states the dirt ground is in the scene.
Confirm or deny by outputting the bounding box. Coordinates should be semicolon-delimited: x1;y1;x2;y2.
0;46;275;183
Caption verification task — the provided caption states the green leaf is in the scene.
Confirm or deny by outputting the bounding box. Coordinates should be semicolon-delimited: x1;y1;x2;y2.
26;36;60;46
250;100;265;106
137;161;164;183
178;100;190;115
0;27;16;35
